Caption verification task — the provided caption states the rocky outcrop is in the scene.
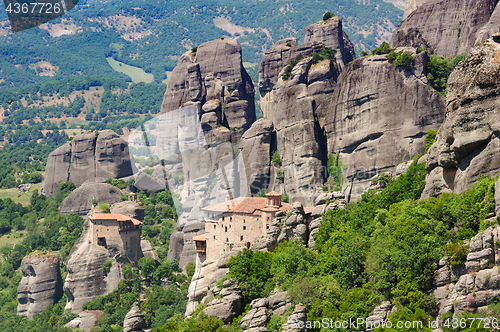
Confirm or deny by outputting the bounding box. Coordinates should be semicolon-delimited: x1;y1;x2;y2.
203;278;243;324
432;224;500;316
421;38;500;199
17;252;63;319
63;310;103;332
168;222;205;272
58;181;123;216
63;217;124;313
325;51;445;201
123;302;146;332
403;0;433;19
240;291;292;332
161;38;255;139
258;17;353;204
134;173;165;193
238;118;274;196
309;192;346;249
253;203;309;252
391;0;500;58
365;301;395;331
282;304;308;332
43;130;134;197
110;200;145;221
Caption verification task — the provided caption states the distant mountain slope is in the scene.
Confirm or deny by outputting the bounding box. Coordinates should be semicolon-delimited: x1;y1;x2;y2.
0;0;403;90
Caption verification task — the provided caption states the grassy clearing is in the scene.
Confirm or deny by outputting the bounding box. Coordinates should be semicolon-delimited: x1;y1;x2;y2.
106;57;154;83
0;183;42;206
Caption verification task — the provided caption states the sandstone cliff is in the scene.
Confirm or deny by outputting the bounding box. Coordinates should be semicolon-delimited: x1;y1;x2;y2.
161;38;255;140
325;50;446;200
43;130;134;197
422;37;500;199
17;252;63;319
257;16;351;205
391;0;500;57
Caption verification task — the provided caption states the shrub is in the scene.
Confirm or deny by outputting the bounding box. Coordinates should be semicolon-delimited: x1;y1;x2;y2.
276;169;284;181
102;260;112;274
372;42;392;55
322;12;335;21
99;203;110;213
207;177;217;195
172;172;184;185
271;151;282;167
395;51;413;71
444;242;468;267
425;129;438;153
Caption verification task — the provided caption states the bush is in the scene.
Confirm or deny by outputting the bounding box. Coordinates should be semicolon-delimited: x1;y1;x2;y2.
276;169;284;181
271;151;282;167
395;51;413;71
444;242;468;267
102;260;112;274
99;203;110;213
425;129;438;153
322;12;335;21
372;42;392;55
186;262;196;278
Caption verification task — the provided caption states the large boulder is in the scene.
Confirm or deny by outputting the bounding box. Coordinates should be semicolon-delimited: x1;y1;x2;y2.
123;302;145;332
325;51;446;201
421;38;500;199
17;252;63;319
110;200;145;221
58;181;123;216
43;130;134;197
391;0;500;58
202;279;243;324
63;310;103;332
167;222;205;272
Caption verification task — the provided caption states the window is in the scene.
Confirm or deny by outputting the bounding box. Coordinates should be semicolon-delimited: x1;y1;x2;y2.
266;225;269;229
267;217;270;221
222;216;225;221
243;226;246;230
214;225;216;229
225;226;228;232
243;219;245;223
213;236;216;239
240;235;243;241
226;238;229;242
230;217;232;221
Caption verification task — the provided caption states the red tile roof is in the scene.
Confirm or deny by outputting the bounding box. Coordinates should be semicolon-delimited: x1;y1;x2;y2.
228;197;292;214
193;234;206;241
97;234;105;238
304;207;315;215
90;213;143;226
266;191;282;196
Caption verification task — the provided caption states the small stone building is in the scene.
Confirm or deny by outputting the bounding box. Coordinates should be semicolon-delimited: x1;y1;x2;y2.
196;192;292;263
89;213;143;262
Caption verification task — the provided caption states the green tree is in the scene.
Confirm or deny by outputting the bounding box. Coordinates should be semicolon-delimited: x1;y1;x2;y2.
139;256;157;280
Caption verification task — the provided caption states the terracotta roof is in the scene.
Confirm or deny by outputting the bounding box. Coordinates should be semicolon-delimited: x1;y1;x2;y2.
228;198;292;214
97;234;105;238
90;213;143;226
202;197;246;212
266;191;282;196
193;234;206;241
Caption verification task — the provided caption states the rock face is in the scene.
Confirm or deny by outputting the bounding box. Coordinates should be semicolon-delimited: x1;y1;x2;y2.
43;130;134;197
325;51;446;201
58;181;123;216
17;252;63;319
365;301;395;331
123;302;146;332
110;200;145;221
403;0;433;19
421;38;500;199
258;17;353;204
203;278;243;324
63;310;103;332
63;218;124;313
391;0;500;57
239;292;292;332
168;222;205;271
161;38;255;139
238;118;274;196
432;224;500;316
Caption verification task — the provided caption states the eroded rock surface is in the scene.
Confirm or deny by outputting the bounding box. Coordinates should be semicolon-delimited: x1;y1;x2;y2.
203;279;243;324
422;38;500;199
325;52;445;201
17;252;63;319
43;130;134;197
391;0;500;57
63;218;124;313
123;302;146;332
432;224;500;316
59;181;123;216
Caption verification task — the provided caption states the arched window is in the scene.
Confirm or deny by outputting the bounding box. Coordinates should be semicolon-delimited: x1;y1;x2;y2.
240;235;243;241
243;226;246;230
225;226;228;232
